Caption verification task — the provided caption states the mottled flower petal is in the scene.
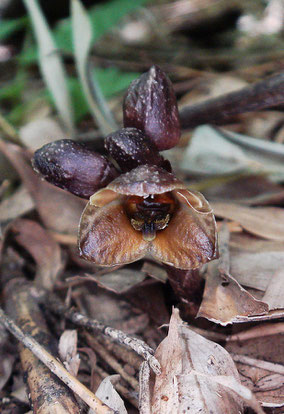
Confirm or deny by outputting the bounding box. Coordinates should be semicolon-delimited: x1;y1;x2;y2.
150;191;218;269
107;165;186;197
123;65;180;151
32;139;119;199
79;199;148;266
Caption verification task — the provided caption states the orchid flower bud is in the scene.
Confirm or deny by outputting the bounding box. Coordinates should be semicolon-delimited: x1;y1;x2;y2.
123;65;181;151
32;139;119;199
104;127;170;172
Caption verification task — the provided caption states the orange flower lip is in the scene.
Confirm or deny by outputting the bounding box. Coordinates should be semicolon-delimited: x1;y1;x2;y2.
78;165;218;269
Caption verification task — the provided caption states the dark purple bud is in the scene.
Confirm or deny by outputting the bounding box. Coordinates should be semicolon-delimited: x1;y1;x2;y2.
123;65;181;151
104;127;169;172
32;139;119;199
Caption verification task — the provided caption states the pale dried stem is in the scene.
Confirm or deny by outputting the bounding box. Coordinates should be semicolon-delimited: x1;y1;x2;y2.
85;332;139;391
180;72;284;129
227;323;284;342
232;354;284;375
0;294;115;414
44;293;161;375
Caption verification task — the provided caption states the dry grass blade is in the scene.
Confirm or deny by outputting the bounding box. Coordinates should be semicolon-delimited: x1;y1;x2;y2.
71;0;116;136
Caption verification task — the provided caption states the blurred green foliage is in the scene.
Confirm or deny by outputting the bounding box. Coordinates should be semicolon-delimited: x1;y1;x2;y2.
0;0;149;125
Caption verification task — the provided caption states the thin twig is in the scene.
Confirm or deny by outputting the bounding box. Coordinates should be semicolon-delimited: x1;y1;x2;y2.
44;293;161;375
0;306;115;413
85;333;139;391
139;362;151;414
179;72;284;129
232;354;284;375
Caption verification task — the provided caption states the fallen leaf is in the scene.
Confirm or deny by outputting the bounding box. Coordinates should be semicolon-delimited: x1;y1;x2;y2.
86;267;146;294
181;126;284;181
262;269;284;310
0;185;34;225
11;219;65;290
19;117;69;150
0;354;14;391
0;139;86;235
212;202;284;241
198;224;268;325
151;308;264;413
59;330;80;377
229;233;284;291
94;375;127;414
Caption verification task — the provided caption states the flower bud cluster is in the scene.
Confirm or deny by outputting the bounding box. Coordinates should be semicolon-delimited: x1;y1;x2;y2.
32;66;218;269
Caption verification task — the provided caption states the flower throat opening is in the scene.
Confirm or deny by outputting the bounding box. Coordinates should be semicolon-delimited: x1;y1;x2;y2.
124;192;176;241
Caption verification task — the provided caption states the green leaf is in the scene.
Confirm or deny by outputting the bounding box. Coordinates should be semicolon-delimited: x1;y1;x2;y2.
56;0;149;52
0;17;28;40
22;0;74;135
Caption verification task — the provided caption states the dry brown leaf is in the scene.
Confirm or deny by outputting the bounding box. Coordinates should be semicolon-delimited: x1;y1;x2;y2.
85;268;146;294
94;375;127;414
212;202;284;241
229;233;284;291
0;354;14;391
228;353;284;407
11;219;65;290
19;117;69;151
59;330;80;377
0;185;34;224
262;269;284;310
0;139;86;235
198;268;269;325
151;308;264;414
198;224;268;325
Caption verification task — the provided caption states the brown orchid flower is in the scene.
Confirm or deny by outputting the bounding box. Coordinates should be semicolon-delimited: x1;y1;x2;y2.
79;165;218;269
32;65;218;270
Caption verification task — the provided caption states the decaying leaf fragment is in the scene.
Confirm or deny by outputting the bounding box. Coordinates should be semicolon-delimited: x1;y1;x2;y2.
198;224;268;325
94;375;127;414
151;309;264;414
59;330;80;377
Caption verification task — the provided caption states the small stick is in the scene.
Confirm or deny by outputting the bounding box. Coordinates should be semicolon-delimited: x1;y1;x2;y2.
44;293;161;375
0;307;115;414
85;333;139;391
179;72;284;129
139;362;151;414
96;334;143;372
